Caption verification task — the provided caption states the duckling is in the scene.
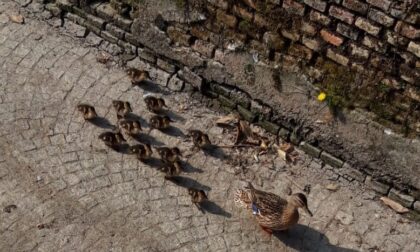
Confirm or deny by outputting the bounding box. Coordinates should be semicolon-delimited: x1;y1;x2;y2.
234;182;312;234
148;115;173;133
155;146;182;164
112;100;132;119
189;188;208;211
126;67;150;86
98;131;126;149
119;119;142;136
161;160;182;176
187;130;211;149
144;96;167;113
129;144;153;161
77;104;98;120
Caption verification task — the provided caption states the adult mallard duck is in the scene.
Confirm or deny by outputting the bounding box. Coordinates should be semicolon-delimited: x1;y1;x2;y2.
234;182;312;234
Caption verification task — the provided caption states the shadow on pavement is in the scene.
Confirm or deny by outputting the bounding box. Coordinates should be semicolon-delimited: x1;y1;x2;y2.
164;175;211;191
274;224;358;252
132;133;165;146
160;126;186;138
200;201;232;218
180;160;203;173
88;117;116;129
135;80;171;95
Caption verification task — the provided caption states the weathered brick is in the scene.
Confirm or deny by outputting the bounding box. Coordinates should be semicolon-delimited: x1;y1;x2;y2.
281;29;300;41
336;23;359;40
355;17;381;36
178;67;203;90
389;189;415;208
342;163;366;182
368;9;394;27
405;86;420;102
86;14;105;30
384;31;409;47
282;0;306;16
362;35;387;53
329;5;354;24
101;31;118;44
301;22;318;36
114;15;132;32
237;105;256;122
400;64;418;84
342;0;368;14
304;0;327;12
263;32;285;51
192;40;215;58
191;26;211;41
96;3;117;22
216;10;238;28
257;120;280;134
310;10;331;26
218;95;236;108
230;89;251;108
125;33;142;47
300;141;321;158
302;36;322;51
320;29;344;46
414;201;420;212
408;41;420;58
349;43;370;61
65;12;85;26
288;43;313;60
370;54;393;73
326;48;349;66
167;74;184;91
167;26;191;47
208;0;228;10
157;59;176;73
365;176;390;195
320;151;344;168
395;21;420;40
366;0;391;11
254;14;269;28
138;48;156;63
250;99;272;121
117;40;136;54
106;23;125;39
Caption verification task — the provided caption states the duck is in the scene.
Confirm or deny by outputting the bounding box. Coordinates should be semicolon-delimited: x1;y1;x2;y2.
234;182;312;234
189;188;208;211
129;144;153;161
98;131;126;149
112;100;132;119
187;130;211;149
119;119;142;136
77;104;98;120
126;67;150;86
148;115;173;133
155;146;182;164
144;96;167;113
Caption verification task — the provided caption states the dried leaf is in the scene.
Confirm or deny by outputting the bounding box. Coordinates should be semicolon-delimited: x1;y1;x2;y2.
277;148;287;161
280;142;294;153
238;120;253;138
215;114;239;126
380;197;409;214
9;14;24;24
260;139;269;150
325;183;340;192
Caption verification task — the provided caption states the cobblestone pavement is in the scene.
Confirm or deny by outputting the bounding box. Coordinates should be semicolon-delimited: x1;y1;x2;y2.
1;1;420;251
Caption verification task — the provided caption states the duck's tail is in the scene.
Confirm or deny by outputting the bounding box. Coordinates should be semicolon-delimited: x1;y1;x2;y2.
234;189;252;209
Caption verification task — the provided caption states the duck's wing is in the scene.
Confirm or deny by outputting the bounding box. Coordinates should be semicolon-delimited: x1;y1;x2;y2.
253;190;288;215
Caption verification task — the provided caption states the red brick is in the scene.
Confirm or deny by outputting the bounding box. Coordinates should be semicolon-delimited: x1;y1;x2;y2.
343;0;368;14
355;17;381;36
304;0;327;12
288;43;313;60
366;0;391;11
310;10;331;26
329;5;354;24
326;48;349;66
320;29;344;46
368;9;394;27
395;21;420;40
282;0;306;16
408;41;420;58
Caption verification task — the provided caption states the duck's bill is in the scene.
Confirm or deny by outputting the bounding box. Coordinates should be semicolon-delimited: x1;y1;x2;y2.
304;206;313;217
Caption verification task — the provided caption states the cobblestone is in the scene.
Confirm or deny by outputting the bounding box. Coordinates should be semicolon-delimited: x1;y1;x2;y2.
0;0;419;251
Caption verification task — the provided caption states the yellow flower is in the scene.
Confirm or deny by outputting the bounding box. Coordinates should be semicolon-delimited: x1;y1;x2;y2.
317;92;327;102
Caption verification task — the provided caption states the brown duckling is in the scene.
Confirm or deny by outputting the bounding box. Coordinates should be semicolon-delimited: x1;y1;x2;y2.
119;119;142;136
155;146;182;163
189;188;208;211
99;131;126;149
162;160;182;176
148;115;174;133
126;67;150;86
144;96;167;113
188;130;211;149
129;144;153;161
77;104;98;120
112;100;132;119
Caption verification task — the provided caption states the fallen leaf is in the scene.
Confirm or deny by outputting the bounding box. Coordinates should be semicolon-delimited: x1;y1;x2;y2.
277;148;287;161
215;114;239;126
280;142;294;153
325;183;340;191
380;197;409;214
9;14;24;24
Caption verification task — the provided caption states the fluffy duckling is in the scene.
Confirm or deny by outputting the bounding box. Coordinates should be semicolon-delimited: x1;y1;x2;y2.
155;147;182;164
98;131;126;149
126;68;150;86
77;104;98;120
129;144;153;161
162;160;182;176
119;119;142;136
148;115;173;133
112;100;132;119
189;188;208;211
144;96;167;113
188;130;211;149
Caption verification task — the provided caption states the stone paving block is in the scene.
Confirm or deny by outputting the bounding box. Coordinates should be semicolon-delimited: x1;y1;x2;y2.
320;151;344;168
300;141;321;158
365;176;391;195
257;120;280;134
237;105;256;122
388;188;415;208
